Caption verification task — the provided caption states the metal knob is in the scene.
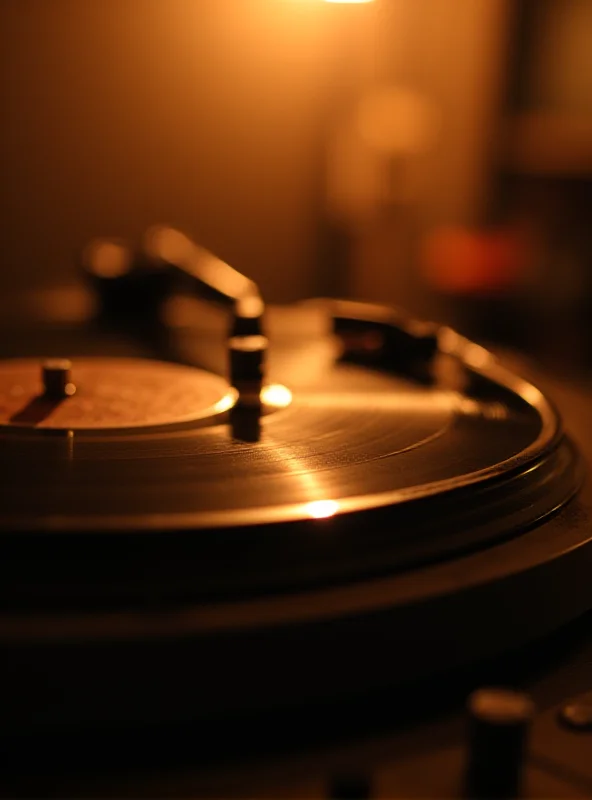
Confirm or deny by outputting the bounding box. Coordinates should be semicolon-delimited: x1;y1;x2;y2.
465;687;534;799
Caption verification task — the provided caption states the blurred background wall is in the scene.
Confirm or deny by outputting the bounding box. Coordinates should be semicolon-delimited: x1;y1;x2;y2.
0;0;341;300
1;0;591;366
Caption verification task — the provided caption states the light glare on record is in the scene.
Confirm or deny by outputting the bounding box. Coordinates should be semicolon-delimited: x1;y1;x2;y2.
213;390;238;414
306;500;340;519
260;384;293;409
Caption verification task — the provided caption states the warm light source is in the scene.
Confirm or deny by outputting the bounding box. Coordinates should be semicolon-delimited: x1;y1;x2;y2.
324;1;375;3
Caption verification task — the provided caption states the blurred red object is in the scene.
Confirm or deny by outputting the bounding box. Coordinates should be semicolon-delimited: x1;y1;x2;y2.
420;226;532;296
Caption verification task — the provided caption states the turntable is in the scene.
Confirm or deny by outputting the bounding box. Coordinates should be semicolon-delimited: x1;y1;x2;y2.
1;228;592;798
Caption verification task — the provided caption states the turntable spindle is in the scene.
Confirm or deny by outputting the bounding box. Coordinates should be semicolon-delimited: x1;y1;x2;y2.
229;296;267;401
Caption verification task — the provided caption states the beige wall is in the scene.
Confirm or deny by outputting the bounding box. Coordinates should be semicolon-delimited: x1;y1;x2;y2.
399;0;510;228
347;0;511;307
0;0;343;302
0;0;512;307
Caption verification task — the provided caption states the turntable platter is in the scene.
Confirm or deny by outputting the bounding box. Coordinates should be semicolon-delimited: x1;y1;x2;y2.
0;291;590;744
0;346;581;608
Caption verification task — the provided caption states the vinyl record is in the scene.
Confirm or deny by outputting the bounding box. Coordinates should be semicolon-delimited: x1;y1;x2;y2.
0;347;581;606
0;305;591;737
